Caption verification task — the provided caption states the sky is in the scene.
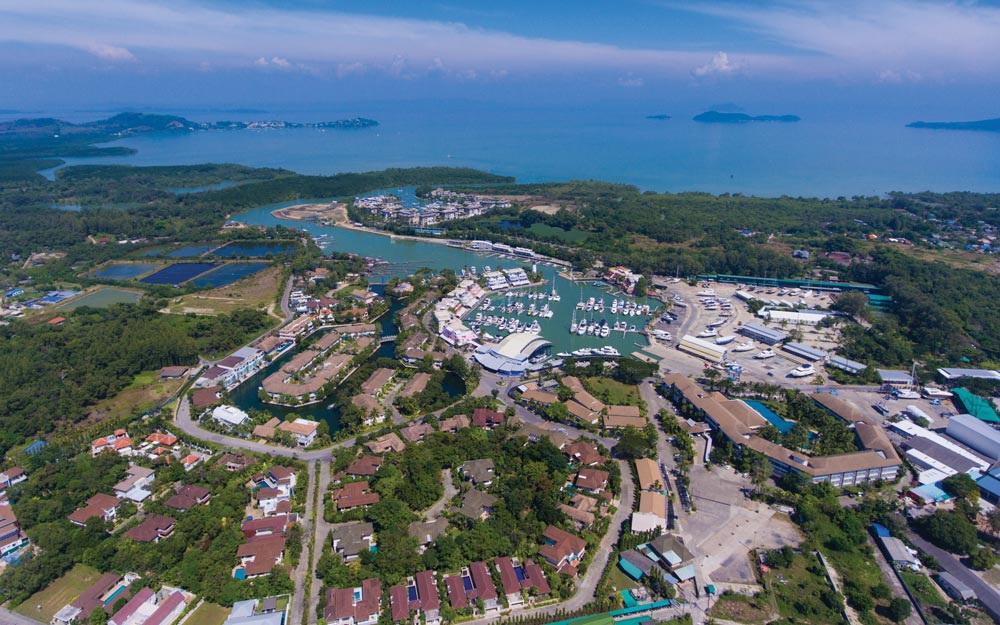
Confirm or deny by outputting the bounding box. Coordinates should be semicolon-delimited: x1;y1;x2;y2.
1;0;999;119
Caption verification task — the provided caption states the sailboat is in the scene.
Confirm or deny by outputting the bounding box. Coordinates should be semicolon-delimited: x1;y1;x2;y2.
550;285;560;302
570;310;578;334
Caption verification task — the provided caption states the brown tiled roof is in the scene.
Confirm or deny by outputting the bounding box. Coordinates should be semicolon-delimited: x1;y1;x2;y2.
124;514;175;542
347;455;383;476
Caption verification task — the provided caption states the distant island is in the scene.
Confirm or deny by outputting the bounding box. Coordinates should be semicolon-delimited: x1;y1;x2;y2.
906;117;1000;133
693;111;800;124
0;112;379;139
645;114;672;120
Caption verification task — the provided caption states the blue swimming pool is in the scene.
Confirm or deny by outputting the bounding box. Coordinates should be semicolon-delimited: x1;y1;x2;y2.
514;565;526;582
745;400;795;434
103;584;127;605
407;586;418;601
462;576;474;591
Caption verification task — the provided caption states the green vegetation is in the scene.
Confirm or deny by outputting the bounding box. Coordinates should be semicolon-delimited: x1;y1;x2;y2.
761;549;844;625
13;564;101;622
0;303;270;454
184;602;231;625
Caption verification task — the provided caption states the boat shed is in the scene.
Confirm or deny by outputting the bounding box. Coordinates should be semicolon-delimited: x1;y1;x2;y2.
738;324;787;345
938;368;1000;381
677;335;727;363
878;369;914;387
782;342;827;362
950;389;1000;424
827;355;866;375
946;413;1000;459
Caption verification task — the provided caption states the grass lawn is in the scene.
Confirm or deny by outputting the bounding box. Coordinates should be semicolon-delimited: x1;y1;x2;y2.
583;377;641;406
709;591;775;625
15;564;100;622
85;373;185;424
187;601;231;625
604;564;641;593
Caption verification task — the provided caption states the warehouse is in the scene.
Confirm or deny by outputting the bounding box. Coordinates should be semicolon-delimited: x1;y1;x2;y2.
677;335;727;363
758;309;836;325
827;355;866;375
878;369;914;387
737;323;788;345
782;342;827;362
938;368;1000;382
946;413;1000;460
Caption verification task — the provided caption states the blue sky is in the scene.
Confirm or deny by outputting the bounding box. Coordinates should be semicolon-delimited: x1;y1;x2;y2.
1;0;999;117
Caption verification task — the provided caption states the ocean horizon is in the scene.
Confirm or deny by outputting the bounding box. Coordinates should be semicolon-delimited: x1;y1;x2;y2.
30;103;1000;198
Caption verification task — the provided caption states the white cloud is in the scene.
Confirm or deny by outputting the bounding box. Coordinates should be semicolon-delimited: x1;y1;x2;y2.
691;51;739;78
83;43;135;62
682;1;1000;82
618;74;644;88
0;0;789;81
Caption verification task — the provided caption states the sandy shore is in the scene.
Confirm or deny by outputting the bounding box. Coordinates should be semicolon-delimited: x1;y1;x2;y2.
270;202;345;222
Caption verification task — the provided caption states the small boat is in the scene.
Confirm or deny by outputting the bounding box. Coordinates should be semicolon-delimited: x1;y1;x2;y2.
922;387;954;399
894;389;921;400
715;335;735;345
754;349;775;359
732;341;755;352
570;310;578;334
697;328;718;338
789;364;816;378
629;325;637;332
577;319;588;336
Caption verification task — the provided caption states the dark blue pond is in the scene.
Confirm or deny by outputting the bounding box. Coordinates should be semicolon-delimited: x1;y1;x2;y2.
140;263;221;285
213;241;298;257
189;262;270;288
91;263;162;280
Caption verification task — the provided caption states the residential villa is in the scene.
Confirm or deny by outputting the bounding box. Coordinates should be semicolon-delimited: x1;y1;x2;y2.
325;578;382;625
68;493;120;527
538;526;587;574
330;522;375;561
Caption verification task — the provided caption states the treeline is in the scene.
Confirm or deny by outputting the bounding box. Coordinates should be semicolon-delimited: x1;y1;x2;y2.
0;303;271;453
0;164;512;257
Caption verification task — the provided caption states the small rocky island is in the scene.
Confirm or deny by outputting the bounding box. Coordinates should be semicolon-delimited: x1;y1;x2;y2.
693;111;800;124
907;118;1000;133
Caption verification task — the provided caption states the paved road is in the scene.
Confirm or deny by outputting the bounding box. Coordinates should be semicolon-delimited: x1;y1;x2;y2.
424;469;457;521
867;536;922;625
907;532;1000;623
175;396;342;460
290;461;319;625
307;460;333;625
0;608;45;625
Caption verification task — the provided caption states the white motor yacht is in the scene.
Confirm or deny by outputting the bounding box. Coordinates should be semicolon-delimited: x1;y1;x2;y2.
789;364;816;378
754;349;775;359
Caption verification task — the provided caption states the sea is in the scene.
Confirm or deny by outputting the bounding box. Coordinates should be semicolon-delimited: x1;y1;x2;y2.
31;103;1000;198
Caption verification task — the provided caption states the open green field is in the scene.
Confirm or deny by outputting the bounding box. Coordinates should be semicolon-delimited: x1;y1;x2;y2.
899;569;948;610
584;376;641;406
58;287;142;310
186;601;231;625
709;591;775;624
15;564;100;622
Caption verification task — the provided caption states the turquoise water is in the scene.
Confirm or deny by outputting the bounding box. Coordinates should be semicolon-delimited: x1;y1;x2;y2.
43;105;1000;198
234;199;657;357
745;400;794;434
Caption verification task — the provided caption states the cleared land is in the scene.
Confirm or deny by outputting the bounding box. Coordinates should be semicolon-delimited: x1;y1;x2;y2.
709;591;775;624
164;265;284;317
583;377;641;406
186;601;230;625
15;564;100;622
83;369;186;424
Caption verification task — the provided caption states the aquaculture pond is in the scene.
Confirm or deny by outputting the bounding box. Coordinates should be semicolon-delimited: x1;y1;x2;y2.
140;263;221;285
188;262;270;288
90;263;162;280
212;241;298;257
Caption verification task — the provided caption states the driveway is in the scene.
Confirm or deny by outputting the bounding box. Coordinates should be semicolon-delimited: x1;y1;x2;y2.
907;531;1000;623
290;461;318;625
424;469;457;521
0;608;44;625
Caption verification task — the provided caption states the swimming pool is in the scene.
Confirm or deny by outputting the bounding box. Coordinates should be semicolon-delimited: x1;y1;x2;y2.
745;400;795;434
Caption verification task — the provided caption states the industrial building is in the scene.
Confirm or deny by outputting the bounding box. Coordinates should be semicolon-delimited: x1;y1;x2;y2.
826;355;866;375
676;335;727;363
737;323;788;345
782;342;828;362
946;414;1000;460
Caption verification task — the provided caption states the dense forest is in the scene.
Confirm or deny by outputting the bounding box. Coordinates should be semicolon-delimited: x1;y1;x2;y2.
0;303;271;454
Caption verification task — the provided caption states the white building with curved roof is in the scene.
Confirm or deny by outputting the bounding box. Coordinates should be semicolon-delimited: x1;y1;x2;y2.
473;333;552;375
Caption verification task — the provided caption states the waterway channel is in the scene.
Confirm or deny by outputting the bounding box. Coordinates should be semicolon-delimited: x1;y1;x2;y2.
233;194;660;359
